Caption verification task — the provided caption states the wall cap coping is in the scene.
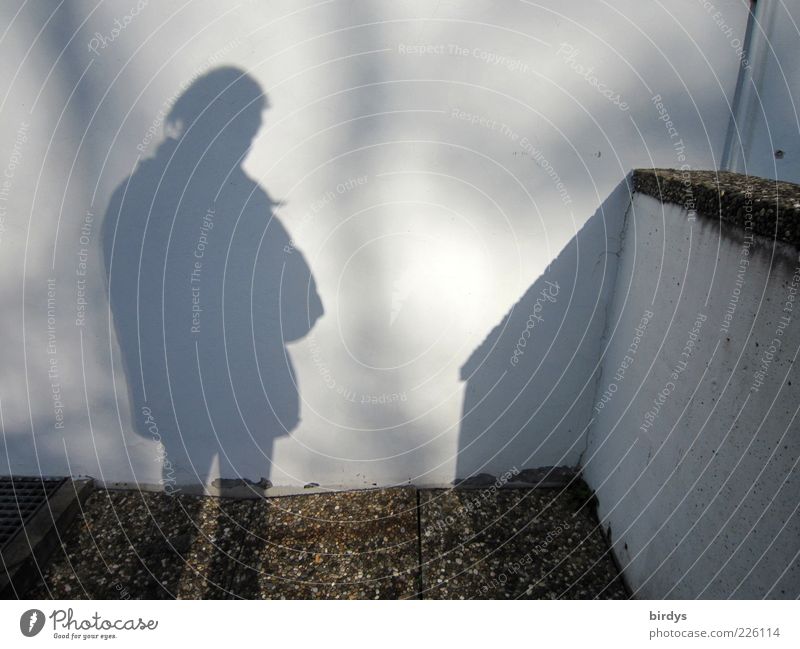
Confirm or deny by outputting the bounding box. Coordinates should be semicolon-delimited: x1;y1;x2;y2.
633;169;800;247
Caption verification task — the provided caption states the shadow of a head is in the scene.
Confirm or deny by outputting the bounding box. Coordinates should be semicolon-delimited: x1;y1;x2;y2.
165;66;268;166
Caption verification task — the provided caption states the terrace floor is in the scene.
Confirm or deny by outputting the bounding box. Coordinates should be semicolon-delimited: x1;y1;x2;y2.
16;484;627;599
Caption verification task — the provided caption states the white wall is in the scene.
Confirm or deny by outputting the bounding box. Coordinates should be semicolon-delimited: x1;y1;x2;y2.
723;0;800;183
0;1;749;488
584;192;800;598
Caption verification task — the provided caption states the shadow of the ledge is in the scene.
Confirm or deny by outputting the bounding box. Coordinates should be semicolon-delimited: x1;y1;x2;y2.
456;177;632;481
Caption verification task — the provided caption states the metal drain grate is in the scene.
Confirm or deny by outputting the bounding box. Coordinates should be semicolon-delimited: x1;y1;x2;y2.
0;477;66;548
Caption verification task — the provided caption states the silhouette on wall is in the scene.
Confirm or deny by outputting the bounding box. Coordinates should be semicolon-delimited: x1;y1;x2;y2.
457;183;630;480
102;67;323;489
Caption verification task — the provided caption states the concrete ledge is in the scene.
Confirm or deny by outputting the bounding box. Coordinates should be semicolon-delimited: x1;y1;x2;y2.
584;177;800;598
633;169;800;247
22;484;626;599
101;471;580;499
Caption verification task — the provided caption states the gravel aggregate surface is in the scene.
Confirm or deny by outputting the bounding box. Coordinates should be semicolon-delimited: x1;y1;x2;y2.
633;169;800;247
24;484;626;599
419;487;628;599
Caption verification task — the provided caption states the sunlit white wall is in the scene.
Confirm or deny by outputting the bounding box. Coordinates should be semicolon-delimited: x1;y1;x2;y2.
0;0;749;487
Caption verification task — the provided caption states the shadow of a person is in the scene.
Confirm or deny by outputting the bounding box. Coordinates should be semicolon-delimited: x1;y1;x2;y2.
102;67;322;492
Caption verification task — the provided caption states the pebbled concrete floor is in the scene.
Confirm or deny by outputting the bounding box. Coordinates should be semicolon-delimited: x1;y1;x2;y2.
22;484;627;599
